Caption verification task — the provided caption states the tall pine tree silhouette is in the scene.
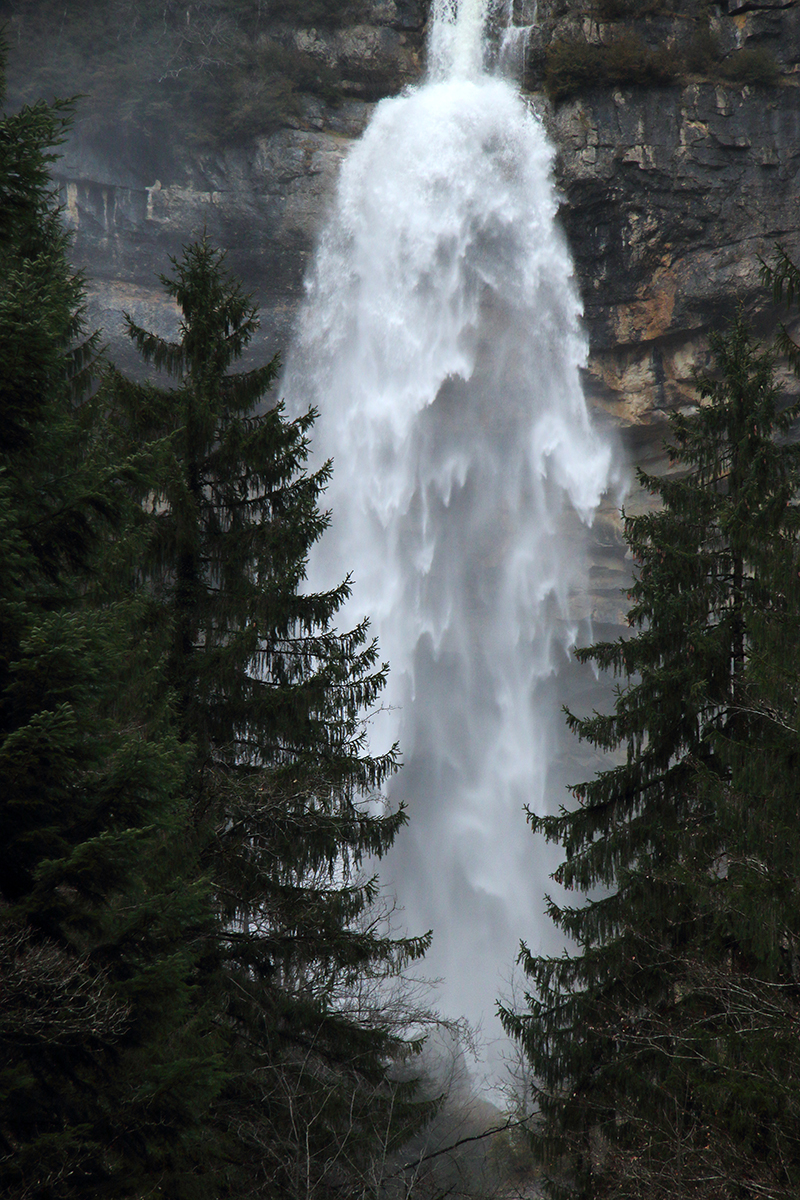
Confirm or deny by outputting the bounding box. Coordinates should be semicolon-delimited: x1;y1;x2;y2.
503;310;800;1200
0;50;222;1200
113;238;431;1198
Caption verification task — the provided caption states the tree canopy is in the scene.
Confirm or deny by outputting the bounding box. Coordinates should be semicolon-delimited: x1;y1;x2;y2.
503;307;800;1200
110;236;433;1198
0;38;434;1197
0;49;224;1200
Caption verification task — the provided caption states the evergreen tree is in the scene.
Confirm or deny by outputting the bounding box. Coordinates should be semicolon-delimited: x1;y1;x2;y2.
763;245;800;375
502;310;800;1200
0;49;222;1198
112;238;431;1198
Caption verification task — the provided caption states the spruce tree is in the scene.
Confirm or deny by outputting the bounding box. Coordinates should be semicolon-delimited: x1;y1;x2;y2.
502;310;800;1200
112;238;431;1199
0;50;223;1198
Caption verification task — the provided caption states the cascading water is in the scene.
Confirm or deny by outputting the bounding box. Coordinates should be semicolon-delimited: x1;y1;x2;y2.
283;0;618;1073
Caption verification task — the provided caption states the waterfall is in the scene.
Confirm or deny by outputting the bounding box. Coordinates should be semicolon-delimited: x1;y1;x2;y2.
283;0;617;1073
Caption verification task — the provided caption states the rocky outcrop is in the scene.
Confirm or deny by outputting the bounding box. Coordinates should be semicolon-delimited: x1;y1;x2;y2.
522;0;800;621
60;107;374;372
283;0;427;96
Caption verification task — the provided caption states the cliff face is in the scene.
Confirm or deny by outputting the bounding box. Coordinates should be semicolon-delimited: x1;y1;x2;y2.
49;1;428;375
550;80;800;464
52;2;800;437
46;0;800;564
529;0;800;474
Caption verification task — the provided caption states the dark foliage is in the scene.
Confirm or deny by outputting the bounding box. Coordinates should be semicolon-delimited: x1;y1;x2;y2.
543;27;780;101
718;45;779;86
591;0;671;20
762;246;800;376
544;33;678;100
502;309;800;1200
112;237;432;1198
0;46;223;1199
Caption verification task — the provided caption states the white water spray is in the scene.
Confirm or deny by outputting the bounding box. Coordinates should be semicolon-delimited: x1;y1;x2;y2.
283;0;617;1068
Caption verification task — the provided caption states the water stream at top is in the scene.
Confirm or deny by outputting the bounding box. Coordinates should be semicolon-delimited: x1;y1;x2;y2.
283;0;618;1076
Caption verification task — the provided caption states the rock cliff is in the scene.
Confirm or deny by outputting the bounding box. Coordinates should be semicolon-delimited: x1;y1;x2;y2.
8;0;800;618
530;0;800;473
29;1;430;374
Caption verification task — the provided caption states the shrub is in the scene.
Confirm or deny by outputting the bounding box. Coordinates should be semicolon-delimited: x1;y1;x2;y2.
593;0;669;18
544;39;607;100
544;33;677;101
681;28;721;74
164;37;345;146
604;31;676;85
720;46;780;86
268;0;371;26
3;0;350;148
543;28;781;102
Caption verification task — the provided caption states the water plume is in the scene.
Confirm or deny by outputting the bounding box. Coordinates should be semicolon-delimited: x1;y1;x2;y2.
283;0;618;1071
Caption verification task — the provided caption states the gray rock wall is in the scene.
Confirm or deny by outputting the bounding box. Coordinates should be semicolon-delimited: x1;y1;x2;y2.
546;80;800;468
60;108;374;371
57;3;800;432
52;0;800;614
54;1;428;374
527;1;800;471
